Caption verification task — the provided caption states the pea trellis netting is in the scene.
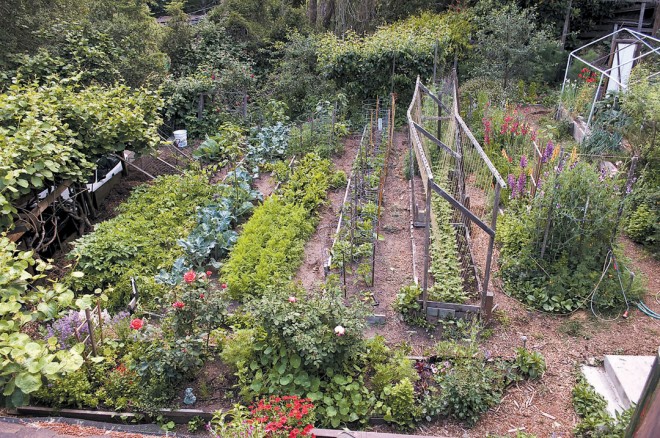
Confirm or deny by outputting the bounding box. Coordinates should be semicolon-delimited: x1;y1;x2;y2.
408;73;507;321
326;96;395;292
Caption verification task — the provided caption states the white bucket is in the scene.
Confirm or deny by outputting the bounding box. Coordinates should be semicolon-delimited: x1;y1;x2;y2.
173;130;188;148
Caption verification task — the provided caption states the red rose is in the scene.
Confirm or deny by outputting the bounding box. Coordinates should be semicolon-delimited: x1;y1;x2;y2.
130;318;143;330
206;270;212;277
183;270;196;284
221;283;227;289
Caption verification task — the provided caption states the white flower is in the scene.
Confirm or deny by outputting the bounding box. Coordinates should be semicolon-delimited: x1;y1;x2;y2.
334;325;345;336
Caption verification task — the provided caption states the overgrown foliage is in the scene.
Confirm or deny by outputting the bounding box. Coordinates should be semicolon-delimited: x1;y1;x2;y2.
0;236;87;407
572;374;635;437
317;11;472;112
0;79;162;228
497;161;642;312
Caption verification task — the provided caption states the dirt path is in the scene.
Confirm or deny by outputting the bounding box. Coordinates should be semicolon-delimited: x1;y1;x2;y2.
426;242;660;438
295;135;362;291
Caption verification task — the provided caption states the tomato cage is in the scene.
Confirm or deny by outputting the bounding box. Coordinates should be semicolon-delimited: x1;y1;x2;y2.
325;96;394;292
408;73;506;321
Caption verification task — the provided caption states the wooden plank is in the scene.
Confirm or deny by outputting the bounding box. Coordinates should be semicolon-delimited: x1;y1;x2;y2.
417;82;451;112
418;300;481;313
412;121;460;160
429;181;494;237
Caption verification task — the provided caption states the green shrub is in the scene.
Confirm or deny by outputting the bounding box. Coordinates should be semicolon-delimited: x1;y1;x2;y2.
497;162;643;312
249;286;367;371
372;350;419;395
436;359;504;426
626;203;657;245
393;284;430;328
380;378;420;429
512;348;546;380
317;11;471;114
572;374;635;437
33;368;98;409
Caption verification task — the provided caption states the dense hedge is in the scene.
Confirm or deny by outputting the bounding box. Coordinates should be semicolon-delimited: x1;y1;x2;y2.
316;12;472;109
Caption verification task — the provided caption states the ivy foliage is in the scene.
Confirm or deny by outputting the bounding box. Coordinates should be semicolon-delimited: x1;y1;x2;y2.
69;172;224;309
0;79;162;228
0;235;87;408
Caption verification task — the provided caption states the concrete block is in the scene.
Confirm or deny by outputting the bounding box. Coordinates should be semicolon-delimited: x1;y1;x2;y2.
581;365;626;416
604;355;655;408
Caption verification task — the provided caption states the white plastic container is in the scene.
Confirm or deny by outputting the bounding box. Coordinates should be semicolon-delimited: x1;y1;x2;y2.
173;129;188;148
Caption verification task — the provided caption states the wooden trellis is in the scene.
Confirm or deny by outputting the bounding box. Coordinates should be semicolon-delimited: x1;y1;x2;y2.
408;73;506;321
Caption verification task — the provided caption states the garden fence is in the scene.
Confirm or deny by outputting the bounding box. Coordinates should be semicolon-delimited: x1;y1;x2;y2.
408;73;506;321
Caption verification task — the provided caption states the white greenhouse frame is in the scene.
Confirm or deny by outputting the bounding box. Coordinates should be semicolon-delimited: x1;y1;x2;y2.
558;28;660;127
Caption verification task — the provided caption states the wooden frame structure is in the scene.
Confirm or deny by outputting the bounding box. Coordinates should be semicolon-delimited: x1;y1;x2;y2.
407;74;506;321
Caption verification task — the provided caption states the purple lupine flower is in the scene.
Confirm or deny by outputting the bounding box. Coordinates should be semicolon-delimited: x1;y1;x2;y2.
520;155;528;169
508;174;517;198
518;172;527;196
542;141;554;163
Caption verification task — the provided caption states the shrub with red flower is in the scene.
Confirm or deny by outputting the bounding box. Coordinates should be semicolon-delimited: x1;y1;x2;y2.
183;270;197;284
248;395;315;437
578;67;598;84
129;318;143;330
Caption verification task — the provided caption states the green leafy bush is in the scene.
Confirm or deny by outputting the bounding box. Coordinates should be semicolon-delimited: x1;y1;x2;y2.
626;203;658;252
192;123;245;164
0;235;86;407
497;162;643;312
220;284;374;429
572;374;635;437
33;368;98;408
70;171;223;309
379;378;420;429
0;79;162;227
317;11;471;113
436;356;504;426
393;284;435;329
512;348;546;380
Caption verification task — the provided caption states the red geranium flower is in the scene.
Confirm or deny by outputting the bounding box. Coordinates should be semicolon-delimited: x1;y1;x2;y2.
221;283;227;289
172;301;185;309
206;270;212;277
130;318;143;330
